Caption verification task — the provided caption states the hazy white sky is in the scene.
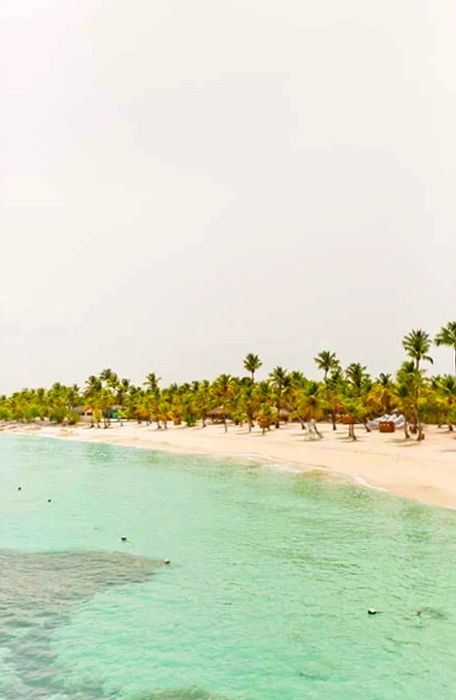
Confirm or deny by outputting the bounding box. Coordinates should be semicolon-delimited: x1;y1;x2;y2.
2;0;456;392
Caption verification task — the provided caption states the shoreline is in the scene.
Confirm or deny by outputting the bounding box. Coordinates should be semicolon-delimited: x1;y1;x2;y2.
3;421;456;510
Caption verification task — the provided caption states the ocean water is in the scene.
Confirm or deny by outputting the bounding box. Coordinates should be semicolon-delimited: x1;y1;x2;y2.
1;435;456;699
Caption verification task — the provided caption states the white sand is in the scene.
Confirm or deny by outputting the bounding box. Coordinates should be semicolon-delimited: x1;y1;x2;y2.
4;421;456;509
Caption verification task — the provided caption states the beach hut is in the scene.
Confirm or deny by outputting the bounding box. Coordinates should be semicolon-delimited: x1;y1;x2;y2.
207;406;228;423
73;406;93;423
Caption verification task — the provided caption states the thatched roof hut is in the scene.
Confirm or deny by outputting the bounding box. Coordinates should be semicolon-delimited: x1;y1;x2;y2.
207;406;228;422
73;406;91;416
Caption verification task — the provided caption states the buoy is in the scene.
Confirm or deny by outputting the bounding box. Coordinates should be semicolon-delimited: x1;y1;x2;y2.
17;487;22;491
368;608;377;615
120;536;127;542
164;559;171;565
48;499;52;503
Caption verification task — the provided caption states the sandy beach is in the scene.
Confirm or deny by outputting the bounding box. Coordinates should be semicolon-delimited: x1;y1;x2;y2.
4;421;456;510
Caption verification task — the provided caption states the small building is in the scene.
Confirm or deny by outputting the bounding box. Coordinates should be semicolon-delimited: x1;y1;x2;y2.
73;406;93;423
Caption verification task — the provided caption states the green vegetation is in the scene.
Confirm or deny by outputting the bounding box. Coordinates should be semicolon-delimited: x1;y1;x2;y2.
1;324;456;441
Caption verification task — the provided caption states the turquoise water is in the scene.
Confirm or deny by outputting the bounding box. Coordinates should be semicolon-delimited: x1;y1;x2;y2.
1;435;456;699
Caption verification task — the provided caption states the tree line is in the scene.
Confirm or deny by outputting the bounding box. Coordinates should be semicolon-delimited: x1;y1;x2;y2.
1;323;456;441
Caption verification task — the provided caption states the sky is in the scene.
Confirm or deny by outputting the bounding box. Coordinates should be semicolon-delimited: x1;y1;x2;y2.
2;0;456;392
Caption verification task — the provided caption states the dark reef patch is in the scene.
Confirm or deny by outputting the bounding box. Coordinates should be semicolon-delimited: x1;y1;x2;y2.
0;549;161;699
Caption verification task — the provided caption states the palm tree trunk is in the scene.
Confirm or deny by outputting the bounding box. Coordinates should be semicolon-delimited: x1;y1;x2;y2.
404;421;410;439
311;420;322;438
413;407;423;440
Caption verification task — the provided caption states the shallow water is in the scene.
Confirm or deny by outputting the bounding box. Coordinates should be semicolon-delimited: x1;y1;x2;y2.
0;434;455;699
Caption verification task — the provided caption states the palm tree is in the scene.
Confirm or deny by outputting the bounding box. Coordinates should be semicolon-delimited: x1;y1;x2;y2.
289;370;307;388
292;381;323;437
256;405;275;435
366;378;395;416
84;375;103;427
345;363;369;394
395;361;428;440
402;329;433;371
194;380;213;427
324;368;344;430
85;375;102;392
341;397;366;441
269;366;289;428
345;363;372;431
378;373;392;387
213;374;234;433
158;392;171;430
100;368;118;389
314;351;339;381
144;373;161;393
99;387;114;428
243;353;262;381
115;378;131;406
436;374;456;431
435;322;456;376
